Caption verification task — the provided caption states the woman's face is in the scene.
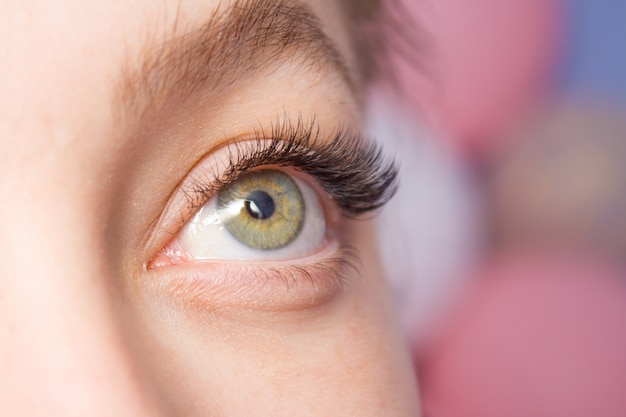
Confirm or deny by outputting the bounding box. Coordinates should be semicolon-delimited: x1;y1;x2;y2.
0;0;419;415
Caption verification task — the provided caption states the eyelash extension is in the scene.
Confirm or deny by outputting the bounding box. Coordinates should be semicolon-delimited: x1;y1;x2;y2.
185;115;399;218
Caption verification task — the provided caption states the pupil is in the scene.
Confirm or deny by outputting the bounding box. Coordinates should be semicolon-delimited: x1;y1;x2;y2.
244;190;275;220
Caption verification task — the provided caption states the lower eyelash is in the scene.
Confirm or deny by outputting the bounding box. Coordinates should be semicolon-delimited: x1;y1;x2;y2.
155;244;361;314
265;244;359;291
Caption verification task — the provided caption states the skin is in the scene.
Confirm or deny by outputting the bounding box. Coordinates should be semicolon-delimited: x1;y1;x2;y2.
0;0;420;415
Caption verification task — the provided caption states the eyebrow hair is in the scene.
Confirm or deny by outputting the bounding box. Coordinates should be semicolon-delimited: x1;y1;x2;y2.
116;0;355;122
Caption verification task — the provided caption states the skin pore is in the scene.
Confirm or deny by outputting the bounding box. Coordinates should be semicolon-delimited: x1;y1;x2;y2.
0;0;419;415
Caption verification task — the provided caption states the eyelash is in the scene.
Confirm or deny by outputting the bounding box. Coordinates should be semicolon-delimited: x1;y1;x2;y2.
180;115;399;220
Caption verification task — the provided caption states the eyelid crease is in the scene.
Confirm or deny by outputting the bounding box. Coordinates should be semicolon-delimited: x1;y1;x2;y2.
182;114;399;221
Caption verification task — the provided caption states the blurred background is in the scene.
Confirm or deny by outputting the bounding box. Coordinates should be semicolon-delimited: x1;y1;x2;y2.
369;1;626;416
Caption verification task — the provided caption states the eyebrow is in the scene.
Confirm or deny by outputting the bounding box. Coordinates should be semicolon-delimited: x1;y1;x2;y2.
116;0;355;122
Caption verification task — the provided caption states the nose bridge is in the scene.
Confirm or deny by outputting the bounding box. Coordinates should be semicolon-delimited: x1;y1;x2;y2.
0;186;160;416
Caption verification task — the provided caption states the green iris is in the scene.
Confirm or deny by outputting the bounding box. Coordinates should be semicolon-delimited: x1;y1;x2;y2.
217;170;305;250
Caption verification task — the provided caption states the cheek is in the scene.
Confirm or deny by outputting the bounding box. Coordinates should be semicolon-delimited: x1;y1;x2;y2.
123;222;419;416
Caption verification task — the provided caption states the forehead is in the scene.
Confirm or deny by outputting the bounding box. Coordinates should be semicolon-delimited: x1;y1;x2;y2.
0;0;355;151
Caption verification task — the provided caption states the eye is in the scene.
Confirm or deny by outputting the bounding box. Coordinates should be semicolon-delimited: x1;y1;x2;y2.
145;119;399;275
218;170;306;250
142;122;398;311
156;169;327;265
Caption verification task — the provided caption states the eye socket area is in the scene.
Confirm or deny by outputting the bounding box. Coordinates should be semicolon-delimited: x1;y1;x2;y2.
137;119;397;313
143;165;354;314
149;168;333;269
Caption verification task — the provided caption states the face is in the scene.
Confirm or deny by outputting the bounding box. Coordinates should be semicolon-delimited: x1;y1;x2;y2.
0;0;419;415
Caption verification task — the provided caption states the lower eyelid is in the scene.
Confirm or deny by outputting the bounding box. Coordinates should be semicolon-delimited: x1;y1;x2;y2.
147;241;357;315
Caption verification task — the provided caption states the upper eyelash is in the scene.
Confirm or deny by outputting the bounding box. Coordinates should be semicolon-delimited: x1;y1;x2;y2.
184;115;399;218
